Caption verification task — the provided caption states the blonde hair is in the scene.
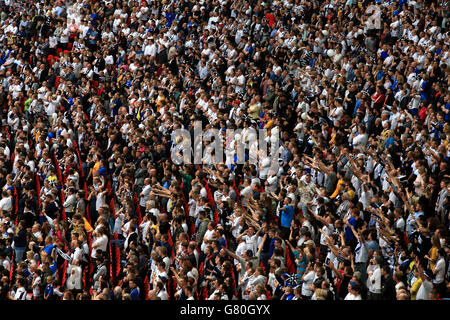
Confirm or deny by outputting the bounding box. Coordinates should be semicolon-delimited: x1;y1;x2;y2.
315;288;327;300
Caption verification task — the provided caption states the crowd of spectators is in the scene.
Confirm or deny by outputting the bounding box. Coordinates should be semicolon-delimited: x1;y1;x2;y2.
0;0;448;301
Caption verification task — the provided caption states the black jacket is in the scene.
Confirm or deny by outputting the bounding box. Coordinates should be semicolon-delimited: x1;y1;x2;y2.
381;275;396;300
13;228;27;247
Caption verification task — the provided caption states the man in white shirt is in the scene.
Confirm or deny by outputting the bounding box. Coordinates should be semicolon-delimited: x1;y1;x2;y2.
63;187;77;218
431;248;447;298
197;59;209;80
139;178;152;209
234;68;246;94
416;264;434;300
0;191;12;213
237;226;258;255
91;229;108;258
143;37;157;57
367;255;382;300
393;208;405;231
124;224;138;251
344;282;362;300
239;178;253;206
301;263;316;299
10;278;27;300
200;222;215;252
352;125;368;151
0;252;11;272
71;240;85;265
59;27;69;49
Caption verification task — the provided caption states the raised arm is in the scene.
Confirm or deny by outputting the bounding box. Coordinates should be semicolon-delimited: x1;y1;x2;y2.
224;247;240;261
257;233;267;256
343;218;361;243
310;208;328;225
328;261;343;280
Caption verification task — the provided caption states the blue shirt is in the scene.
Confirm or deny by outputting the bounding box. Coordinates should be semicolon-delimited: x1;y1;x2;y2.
49;263;57;275
285;293;294;300
268;238;276;258
130;287;140;300
282;148;292;163
280;205;294;228
406;211;424;236
218;237;226;250
44;284;54;298
88;30;98;44
165;12;175;27
43;244;54;255
367;240;380;252
293;250;308;278
345;217;356;241
384;137;395;149
353;100;361;115
162;180;171;190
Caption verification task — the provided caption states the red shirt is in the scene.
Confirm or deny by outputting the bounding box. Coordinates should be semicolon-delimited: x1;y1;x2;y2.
266;13;275;28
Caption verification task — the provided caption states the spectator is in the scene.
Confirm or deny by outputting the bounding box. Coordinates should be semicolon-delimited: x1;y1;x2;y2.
0;0;447;302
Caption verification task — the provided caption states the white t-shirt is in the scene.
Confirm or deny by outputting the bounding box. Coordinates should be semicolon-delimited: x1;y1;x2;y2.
0;197;12;212
66;265;82;290
231;216;243;239
319;224;334;246
368;266;382;293
140;184;151;207
434;257;446;284
14;287;27;300
95;191;106;211
394;217;405;231
416;279;433;300
242;233;258;255
301;270;315;297
91;234;108;258
60;28;69;43
235;74;245;93
72;247;84;262
157;289;168;300
2;258;10;271
344;292;362;300
201;229;215;252
32;275;41;298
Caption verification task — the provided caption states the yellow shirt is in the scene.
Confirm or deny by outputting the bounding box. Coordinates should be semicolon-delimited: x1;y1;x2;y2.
429;246;438;270
93;161;101;175
117;74;124;87
410;278;422;300
330;179;344;199
83;217;93;233
248;104;260;119
264;120;274;130
330;133;337;146
381;129;392;141
156;96;165;113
